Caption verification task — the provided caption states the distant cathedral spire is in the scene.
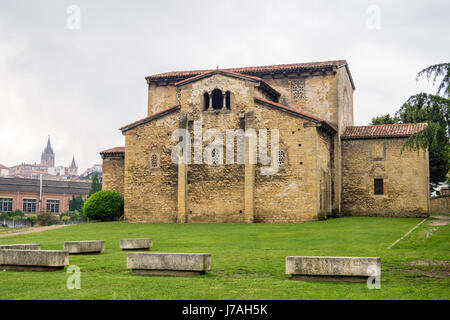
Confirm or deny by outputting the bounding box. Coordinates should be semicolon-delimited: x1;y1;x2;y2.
69;155;78;176
41;135;55;167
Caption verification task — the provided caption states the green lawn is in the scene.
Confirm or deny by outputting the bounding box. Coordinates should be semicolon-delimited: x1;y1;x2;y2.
0;217;448;300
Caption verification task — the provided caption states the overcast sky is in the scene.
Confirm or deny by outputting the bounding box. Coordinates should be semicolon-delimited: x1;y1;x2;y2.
0;0;448;172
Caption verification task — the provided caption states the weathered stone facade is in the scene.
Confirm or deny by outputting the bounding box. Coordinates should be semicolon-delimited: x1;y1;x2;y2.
101;60;429;223
100;147;125;196
341;137;429;217
430;195;450;214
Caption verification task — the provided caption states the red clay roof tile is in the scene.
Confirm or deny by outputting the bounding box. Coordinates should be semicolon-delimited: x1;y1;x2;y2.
100;146;125;155
146;60;347;81
341;123;427;139
254;97;337;132
119;105;180;132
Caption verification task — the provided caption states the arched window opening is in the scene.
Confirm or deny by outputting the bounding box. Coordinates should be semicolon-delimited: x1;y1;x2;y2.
225;91;231;109
203;92;210;110
211;89;223;110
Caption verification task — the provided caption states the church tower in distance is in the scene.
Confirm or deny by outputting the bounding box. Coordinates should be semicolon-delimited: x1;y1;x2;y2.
69;155;78;176
41;136;55;168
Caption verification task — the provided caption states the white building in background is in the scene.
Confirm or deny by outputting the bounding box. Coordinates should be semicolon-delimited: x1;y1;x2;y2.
79;164;102;180
0;164;9;177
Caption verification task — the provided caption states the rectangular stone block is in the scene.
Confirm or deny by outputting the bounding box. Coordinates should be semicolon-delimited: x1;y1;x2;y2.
0;249;69;271
0;244;40;250
120;238;152;251
286;256;381;282
63;240;104;254
127;252;211;276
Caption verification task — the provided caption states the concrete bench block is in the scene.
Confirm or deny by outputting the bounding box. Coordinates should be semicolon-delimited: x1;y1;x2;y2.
0;249;69;271
120;238;152;251
286;256;381;282
127;252;211;276
0;244;41;250
63;240;104;254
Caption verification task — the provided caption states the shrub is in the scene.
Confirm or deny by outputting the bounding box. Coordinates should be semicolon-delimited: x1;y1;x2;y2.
0;210;24;220
61;216;70;224
82;190;124;221
36;212;59;226
26;215;37;226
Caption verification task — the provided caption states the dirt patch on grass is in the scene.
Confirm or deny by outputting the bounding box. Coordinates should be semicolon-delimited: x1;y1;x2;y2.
0;225;67;238
429;216;450;226
406;260;450;278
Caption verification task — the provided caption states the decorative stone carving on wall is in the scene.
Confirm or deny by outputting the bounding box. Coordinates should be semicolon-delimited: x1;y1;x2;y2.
176;88;181;104
290;79;306;100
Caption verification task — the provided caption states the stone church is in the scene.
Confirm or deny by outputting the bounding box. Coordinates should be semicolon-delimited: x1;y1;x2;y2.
101;60;430;223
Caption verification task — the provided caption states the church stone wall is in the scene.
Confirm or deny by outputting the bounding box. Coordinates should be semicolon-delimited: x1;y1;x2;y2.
263;72;339;128
123;111;180;223
253;104;329;222
147;83;178;115
180;75;256;223
102;155;125;196
342;138;429;217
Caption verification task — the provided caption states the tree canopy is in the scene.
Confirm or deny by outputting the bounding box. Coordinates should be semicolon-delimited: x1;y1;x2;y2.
370;63;450;189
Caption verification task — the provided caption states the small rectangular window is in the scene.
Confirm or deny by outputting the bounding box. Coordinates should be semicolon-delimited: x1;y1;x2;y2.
0;198;13;212
23;199;36;213
46;200;60;213
374;179;384;195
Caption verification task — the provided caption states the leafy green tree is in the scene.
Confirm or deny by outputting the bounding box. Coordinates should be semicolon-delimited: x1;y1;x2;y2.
371;63;450;189
88;173;102;197
370;114;399;125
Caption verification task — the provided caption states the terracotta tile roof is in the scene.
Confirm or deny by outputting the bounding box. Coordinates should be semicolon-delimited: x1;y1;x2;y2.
174;69;263;86
341;123;427;139
119;105;180;132
100;146;125;155
254;97;337;133
0;164;8;169
146;60;354;89
175;69;280;99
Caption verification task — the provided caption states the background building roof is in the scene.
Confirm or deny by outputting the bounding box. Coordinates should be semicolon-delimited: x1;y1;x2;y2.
0;177;90;195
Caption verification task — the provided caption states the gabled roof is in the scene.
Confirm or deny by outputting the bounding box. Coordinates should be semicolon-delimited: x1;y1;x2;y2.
174;69;281;100
341;123;428;139
119;105;180;132
174;69;263;86
0;164;9;170
254;97;337;133
146;60;355;90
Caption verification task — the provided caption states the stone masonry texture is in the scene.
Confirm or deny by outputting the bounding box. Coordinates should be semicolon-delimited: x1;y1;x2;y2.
101;61;429;223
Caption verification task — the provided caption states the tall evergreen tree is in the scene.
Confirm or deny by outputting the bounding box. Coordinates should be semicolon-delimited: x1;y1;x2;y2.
88;173;102;197
69;195;84;212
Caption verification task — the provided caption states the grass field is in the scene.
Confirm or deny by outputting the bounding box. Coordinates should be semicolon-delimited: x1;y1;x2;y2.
0;216;449;300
